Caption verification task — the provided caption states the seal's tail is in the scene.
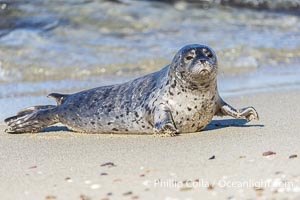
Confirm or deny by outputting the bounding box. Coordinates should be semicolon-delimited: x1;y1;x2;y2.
4;105;59;134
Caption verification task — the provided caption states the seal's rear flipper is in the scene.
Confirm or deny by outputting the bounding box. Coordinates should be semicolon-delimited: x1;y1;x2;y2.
17;105;56;116
4;106;59;134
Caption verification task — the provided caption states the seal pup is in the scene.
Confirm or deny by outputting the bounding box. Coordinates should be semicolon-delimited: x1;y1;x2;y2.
5;44;259;136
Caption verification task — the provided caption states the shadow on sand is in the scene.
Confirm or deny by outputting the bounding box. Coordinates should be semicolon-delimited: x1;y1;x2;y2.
41;126;73;133
205;119;264;131
38;119;264;134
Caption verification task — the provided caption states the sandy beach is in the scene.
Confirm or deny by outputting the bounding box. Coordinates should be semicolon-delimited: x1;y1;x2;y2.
1;89;300;200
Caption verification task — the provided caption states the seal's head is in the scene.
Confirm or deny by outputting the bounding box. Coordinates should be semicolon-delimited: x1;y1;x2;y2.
171;44;218;84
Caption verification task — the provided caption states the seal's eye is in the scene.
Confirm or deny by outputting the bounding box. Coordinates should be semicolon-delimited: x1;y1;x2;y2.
185;55;194;61
184;50;195;61
203;48;213;58
207;52;213;58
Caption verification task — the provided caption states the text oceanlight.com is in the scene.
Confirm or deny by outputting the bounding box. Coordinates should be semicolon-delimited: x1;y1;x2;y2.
151;179;296;190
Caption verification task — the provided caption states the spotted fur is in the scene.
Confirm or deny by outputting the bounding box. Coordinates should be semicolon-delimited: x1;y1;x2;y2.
4;44;259;135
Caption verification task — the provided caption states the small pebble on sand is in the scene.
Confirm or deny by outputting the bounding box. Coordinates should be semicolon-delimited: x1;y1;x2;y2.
113;178;122;183
262;151;276;156
123;191;133;196
80;194;91;200
45;195;56;200
289;154;297;159
65;177;72;182
207;184;214;190
100;162;116;168
209;155;215;160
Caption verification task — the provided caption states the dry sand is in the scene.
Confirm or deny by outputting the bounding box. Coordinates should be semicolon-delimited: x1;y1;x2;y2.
0;90;300;200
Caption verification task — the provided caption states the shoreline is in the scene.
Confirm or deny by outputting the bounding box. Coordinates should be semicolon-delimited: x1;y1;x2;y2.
1;89;300;199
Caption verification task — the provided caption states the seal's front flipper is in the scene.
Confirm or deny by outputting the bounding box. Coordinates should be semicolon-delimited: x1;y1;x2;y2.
153;103;179;137
216;100;259;121
4;107;59;134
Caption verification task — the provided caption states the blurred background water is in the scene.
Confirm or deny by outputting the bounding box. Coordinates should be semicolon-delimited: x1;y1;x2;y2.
0;0;299;120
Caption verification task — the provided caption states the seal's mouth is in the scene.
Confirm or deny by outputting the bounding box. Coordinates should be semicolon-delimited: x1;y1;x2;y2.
193;64;212;76
199;68;210;75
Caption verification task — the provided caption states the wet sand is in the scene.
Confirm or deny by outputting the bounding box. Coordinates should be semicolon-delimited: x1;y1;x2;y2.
0;90;300;200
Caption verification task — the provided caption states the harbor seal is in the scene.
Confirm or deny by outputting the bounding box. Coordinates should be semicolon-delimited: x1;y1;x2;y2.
4;44;259;136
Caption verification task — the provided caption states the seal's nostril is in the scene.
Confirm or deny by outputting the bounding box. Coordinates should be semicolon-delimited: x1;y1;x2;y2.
198;59;207;64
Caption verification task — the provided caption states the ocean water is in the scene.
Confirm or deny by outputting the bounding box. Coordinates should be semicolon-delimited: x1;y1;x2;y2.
0;0;299;120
